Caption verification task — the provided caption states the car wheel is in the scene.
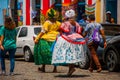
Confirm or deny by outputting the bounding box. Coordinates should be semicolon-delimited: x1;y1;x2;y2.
106;50;119;72
78;52;90;69
24;48;33;62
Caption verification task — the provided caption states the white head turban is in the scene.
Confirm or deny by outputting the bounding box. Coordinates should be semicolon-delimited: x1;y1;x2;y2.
65;9;75;18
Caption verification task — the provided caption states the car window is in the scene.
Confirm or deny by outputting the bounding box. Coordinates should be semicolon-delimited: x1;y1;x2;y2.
18;27;27;37
16;27;20;34
34;27;41;35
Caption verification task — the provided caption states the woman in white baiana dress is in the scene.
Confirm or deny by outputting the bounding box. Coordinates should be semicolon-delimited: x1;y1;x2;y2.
52;9;87;76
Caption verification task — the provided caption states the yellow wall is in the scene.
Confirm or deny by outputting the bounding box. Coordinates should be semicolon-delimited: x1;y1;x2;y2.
95;0;101;23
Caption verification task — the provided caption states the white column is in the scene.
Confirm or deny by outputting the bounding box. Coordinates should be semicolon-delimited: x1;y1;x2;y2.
41;0;43;10
62;0;64;3
117;0;120;24
101;0;106;23
32;0;36;11
23;0;26;25
50;0;55;7
30;0;32;25
8;0;12;17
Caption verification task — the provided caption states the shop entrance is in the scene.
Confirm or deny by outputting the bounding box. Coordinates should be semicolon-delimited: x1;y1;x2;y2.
106;0;117;23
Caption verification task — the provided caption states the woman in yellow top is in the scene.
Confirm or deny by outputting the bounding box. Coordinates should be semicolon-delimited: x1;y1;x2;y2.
34;8;61;72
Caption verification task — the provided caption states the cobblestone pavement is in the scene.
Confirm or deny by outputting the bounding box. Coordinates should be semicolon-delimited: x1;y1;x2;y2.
0;58;120;80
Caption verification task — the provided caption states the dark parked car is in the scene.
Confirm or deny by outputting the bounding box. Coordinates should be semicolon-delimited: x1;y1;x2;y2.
103;34;120;72
77;23;120;72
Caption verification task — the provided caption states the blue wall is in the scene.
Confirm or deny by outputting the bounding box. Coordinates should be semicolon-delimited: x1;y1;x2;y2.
0;0;9;25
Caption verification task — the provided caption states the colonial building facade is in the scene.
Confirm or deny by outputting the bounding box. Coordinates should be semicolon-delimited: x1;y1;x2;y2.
0;0;120;26
0;0;9;25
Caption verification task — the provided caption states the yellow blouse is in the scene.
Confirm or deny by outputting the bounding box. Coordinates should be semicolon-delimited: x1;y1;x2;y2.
41;20;61;41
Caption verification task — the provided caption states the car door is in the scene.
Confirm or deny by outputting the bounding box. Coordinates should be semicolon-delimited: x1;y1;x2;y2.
16;27;28;55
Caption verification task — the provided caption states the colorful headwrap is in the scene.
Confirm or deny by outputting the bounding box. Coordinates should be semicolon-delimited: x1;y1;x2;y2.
46;8;58;19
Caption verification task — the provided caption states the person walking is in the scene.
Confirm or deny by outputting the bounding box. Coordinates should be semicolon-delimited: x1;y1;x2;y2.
52;9;86;76
34;8;61;72
78;13;89;27
83;14;107;73
0;26;4;50
0;16;17;76
0;27;3;74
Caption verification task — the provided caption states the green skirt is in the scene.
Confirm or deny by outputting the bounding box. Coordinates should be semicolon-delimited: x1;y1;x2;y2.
34;39;53;65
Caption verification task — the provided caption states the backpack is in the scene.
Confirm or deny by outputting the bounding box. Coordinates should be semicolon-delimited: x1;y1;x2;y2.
92;25;101;44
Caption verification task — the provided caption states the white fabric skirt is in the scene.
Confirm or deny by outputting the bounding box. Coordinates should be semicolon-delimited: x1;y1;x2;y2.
52;36;87;64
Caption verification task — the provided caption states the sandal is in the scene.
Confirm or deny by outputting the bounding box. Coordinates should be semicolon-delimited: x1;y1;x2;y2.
38;67;45;72
88;67;93;72
97;67;102;73
52;66;57;73
53;70;57;73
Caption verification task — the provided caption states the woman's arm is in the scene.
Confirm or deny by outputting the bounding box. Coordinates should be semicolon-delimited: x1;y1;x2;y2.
82;23;89;37
0;35;4;50
34;23;47;44
0;36;2;46
34;32;44;44
82;31;87;37
100;29;107;48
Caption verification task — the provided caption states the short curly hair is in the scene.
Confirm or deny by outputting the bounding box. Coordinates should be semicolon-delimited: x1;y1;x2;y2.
88;14;95;21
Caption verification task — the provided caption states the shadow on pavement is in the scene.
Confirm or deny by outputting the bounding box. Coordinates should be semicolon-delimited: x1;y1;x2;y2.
54;74;90;78
100;71;120;74
0;73;22;76
15;58;25;61
40;71;64;73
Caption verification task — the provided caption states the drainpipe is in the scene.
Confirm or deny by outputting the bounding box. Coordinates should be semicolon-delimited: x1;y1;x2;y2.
8;0;12;17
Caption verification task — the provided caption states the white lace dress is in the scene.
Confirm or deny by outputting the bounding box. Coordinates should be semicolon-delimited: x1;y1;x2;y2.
52;21;87;64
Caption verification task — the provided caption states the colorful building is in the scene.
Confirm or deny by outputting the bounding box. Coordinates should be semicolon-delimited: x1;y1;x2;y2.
85;0;119;24
18;0;31;26
6;0;119;26
0;0;9;25
17;0;81;26
96;0;117;23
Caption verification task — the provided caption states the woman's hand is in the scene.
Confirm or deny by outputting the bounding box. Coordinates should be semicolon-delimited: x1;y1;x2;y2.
34;38;39;44
0;45;4;50
0;41;4;50
34;32;44;44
